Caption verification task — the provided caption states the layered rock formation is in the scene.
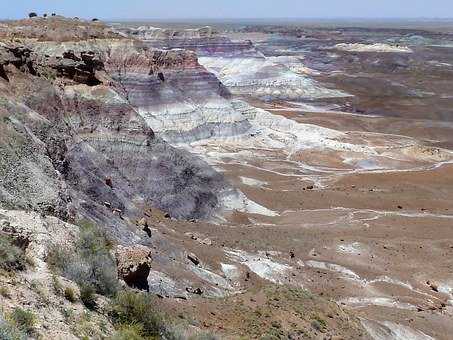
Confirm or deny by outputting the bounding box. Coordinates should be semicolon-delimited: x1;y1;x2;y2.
0;16;119;41
105;44;252;142
124;25;350;101
0;24;233;222
200;55;349;100
0;19;275;315
1;19;365;315
124;25;260;57
335;42;413;53
5;17;439;339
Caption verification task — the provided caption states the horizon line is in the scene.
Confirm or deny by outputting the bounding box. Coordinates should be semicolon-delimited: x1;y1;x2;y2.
103;16;453;21
2;16;453;22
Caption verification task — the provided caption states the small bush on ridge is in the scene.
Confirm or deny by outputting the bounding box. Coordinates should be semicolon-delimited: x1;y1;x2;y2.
110;290;167;338
46;220;118;308
111;324;145;340
80;284;97;310
10;308;36;335
0;234;26;272
0;320;26;340
64;287;77;302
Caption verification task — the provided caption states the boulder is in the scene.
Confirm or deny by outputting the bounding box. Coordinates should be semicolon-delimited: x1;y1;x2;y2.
115;245;153;291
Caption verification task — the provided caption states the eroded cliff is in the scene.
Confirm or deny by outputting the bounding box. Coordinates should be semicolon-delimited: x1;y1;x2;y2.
0;17;375;340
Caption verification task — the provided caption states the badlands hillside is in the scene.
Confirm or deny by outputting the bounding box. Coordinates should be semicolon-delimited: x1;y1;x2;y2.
0;16;369;339
1;15;453;340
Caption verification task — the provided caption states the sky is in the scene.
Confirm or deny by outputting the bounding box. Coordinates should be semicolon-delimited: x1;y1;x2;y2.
1;0;452;20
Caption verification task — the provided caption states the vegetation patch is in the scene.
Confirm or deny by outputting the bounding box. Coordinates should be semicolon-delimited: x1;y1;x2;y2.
0;286;10;298
181;285;365;339
9;308;36;335
64;287;77;303
111;324;145;340
188;333;218;340
80;284;97;310
0;234;27;272
109;290;170;339
0;315;27;340
310;314;327;332
47;220;118;308
51;274;64;294
72;311;109;339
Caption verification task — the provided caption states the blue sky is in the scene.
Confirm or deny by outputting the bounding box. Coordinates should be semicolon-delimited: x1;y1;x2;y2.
1;1;452;20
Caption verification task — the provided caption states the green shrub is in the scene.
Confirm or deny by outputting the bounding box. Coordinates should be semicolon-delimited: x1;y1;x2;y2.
111;324;145;340
311;319;326;332
0;286;10;298
80;284;97;310
47;220;118;305
0;235;26;272
110;291;167;338
51;275;63;294
62;308;74;322
189;332;219;340
9;308;36;335
64;287;77;303
30;280;49;303
0;316;26;340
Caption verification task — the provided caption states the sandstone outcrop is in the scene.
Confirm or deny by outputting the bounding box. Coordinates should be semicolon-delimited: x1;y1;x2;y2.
115;245;153;291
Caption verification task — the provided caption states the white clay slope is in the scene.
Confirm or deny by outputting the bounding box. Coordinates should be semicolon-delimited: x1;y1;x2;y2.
199;56;350;100
335;43;413;53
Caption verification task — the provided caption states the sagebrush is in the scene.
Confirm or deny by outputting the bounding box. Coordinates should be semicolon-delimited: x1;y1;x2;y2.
47;220;118;308
0;234;26;272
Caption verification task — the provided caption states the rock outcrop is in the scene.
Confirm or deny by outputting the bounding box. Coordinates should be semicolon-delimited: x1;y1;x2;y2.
123;25;350;101
105;40;252;143
335;42;413;53
0;29;231;223
0;16;119;42
123;26;260;57
0;18;255;312
0;43;104;85
116;245;153;291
